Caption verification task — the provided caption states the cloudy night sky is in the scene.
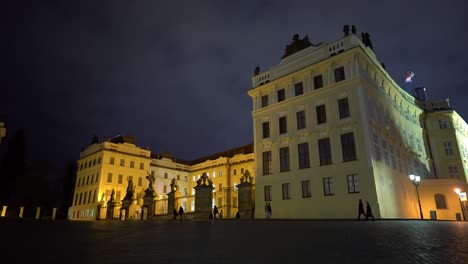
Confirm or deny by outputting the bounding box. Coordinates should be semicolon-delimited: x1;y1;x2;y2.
3;0;468;167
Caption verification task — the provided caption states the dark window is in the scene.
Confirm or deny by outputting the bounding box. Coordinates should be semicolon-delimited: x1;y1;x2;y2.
264;185;272;201
318;138;332;166
338;98;350;119
296;111;306;130
434;194;447;209
261;95;269;107
298;143;310;169
277;89;286;102
323;177;334;196
282;183;291;200
118;174;123;184
279;147;290;172
262;151;272;175
262;122;270;138
301;180;311;198
314;75;323;89
279;116;287;134
341;132;357;162
347;174;360;193
316;105;327;124
294;82;303;96
334;67;345;82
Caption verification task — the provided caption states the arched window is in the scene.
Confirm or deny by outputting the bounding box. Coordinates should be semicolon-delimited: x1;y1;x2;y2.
434;194;447;209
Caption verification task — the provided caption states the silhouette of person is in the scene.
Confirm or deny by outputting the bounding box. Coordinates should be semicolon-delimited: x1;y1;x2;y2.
178;206;184;221
267;203;272;219
172;208;178;220
213;206;219;220
357;199;366;220
366;202;375;220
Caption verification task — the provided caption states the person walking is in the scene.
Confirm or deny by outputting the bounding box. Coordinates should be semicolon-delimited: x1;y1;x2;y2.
357;199;366;220
172;208;178;220
266;203;272;219
178;206;184;221
213;205;219;220
366;202;375;220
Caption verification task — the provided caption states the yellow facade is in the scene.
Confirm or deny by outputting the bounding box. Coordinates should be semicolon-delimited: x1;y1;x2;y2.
70;136;152;220
248;33;431;219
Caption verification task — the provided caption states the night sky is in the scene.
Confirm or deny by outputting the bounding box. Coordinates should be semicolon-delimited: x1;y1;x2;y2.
3;1;468;168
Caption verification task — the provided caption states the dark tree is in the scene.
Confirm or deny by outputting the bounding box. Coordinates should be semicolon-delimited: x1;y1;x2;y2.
343;25;350;36
0;128;27;206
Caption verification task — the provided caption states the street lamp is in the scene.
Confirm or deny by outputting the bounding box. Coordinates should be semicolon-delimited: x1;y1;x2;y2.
409;174;424;219
454;188;466;221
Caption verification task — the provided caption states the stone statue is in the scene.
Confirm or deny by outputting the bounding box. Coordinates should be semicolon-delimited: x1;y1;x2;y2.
89;134;99;145
100;192;106;202
281;34;312;59
196;173;213;187
146;172;156;191
170;178;178;192
109;188;116;202
240;170;254;184
351;25;356;34
343;25;349;36
254;66;260;76
124;178;136;200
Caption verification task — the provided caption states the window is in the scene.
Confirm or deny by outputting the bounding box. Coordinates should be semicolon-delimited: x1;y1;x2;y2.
120;159;125;166
118;174;123;184
416;138;422;152
347;174;360;193
107;173;113;183
177;175;180;180
98;157;101;164
382;139;389;166
279;147;290;172
448;166;459;179
164;172;168;179
241;168;244;174
262;122;270;138
282;183;291;199
389;145;397;169
140;163;144;170
264;185;272;201
296;111;306;130
341;132;357;162
318;138;332;166
314;75;323;89
233;169;237;175
373;134;381;161
434;194;447;209
277;89;286;102
128;175;133;182
323;177;334;196
116;191;121;201
334;67;345;82
110;157;115;164
279;116;287;134
338;98;350;119
294;82;303;96
262;151;272;175
261;95;269;107
138;177;142;186
218;183;222;190
184;188;188;195
163;185;167;193
184;176;188;182
218;198;223;207
298;143;310;169
130;161;135;168
438;119;447;129
316;105;327;124
444;142;454;156
301;180;311;198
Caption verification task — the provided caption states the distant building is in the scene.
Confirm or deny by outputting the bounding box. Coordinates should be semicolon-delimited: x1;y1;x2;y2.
0;121;5;143
70;135;253;220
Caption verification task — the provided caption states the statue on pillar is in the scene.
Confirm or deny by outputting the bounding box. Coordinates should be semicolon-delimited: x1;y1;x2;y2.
146;172;156;192
351;25;357;34
253;66;260;76
343;25;350;36
170;178;178;192
281;33;313;59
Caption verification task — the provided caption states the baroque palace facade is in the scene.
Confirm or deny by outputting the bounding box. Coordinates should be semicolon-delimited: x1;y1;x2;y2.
70;30;467;221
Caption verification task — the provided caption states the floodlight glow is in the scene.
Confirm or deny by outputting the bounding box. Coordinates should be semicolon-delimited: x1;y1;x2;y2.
415;176;420;182
409;174;415;181
455;188;461;194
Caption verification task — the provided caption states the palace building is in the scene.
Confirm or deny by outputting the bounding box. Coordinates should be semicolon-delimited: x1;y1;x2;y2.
70;29;467;221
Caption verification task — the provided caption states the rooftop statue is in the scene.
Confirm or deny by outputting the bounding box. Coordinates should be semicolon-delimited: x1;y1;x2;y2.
281;33;312;59
253;66;260;76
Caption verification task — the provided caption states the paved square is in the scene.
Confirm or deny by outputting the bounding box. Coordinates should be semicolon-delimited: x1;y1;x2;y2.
2;219;467;263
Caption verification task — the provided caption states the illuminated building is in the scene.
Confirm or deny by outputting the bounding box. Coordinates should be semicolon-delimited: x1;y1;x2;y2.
70;135;253;220
0;121;5;143
247;31;466;219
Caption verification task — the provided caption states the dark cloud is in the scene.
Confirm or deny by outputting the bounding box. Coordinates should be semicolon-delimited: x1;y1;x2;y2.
3;0;468;165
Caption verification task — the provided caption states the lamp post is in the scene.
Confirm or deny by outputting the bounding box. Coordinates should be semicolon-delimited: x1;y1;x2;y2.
409;174;424;219
454;188;466;221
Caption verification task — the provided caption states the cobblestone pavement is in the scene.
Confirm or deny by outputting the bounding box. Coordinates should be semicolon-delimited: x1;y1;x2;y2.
2;219;467;264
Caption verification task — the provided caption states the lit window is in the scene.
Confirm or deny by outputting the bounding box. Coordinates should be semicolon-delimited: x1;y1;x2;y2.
264;185;272;201
323;177;334;196
282;183;291;200
301;180;311;198
347;174;360;193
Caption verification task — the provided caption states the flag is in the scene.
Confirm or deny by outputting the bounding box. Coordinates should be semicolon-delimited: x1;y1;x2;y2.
405;70;415;83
